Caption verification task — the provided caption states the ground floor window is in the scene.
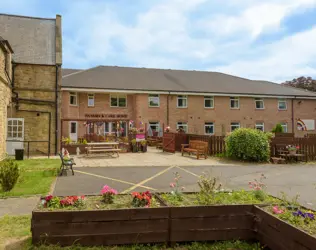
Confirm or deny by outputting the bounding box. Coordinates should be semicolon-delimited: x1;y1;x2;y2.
103;122;127;137
149;122;160;132
281;122;288;132
7;118;24;140
231;122;240;132
204;122;214;135
177;122;188;133
255;122;264;131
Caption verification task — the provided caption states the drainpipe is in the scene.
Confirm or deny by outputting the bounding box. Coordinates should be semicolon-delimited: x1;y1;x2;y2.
167;92;170;126
291;97;295;133
55;65;59;155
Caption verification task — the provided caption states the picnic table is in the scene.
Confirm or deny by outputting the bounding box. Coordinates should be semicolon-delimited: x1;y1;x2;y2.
86;142;121;157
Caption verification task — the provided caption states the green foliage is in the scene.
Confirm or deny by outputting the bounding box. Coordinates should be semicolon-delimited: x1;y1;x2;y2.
225;128;270;162
47;197;61;209
272;123;284;133
131;139;137;145
0;158;20;192
197;173;222;205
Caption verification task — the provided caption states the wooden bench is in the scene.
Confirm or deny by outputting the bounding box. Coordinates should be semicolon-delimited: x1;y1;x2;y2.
181;140;208;159
271;157;286;164
86;147;121;157
58;153;75;176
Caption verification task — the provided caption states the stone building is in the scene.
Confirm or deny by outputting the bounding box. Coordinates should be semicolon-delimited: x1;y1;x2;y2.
0;37;13;160
0;13;62;156
61;66;316;140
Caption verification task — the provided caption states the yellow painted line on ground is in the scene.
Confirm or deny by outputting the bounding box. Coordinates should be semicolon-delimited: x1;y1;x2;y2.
121;166;175;194
74;170;157;191
176;166;200;178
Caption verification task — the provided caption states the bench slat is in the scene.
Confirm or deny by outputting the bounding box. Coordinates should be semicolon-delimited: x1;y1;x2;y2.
88;149;121;152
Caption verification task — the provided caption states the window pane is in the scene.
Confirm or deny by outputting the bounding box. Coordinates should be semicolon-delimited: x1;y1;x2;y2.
18;132;22;137
204;97;213;108
149;95;159;107
71;123;76;133
256;100;264;109
8;120;12;125
111;96;118;106
13;120;17;125
205;123;214;134
18;120;23;125
230;98;239;108
104;122;110;133
149;122;159;131
118;97;126;107
279;101;287;110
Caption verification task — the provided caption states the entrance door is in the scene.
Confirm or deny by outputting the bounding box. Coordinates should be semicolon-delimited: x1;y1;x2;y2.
69;121;78;142
6;118;24;155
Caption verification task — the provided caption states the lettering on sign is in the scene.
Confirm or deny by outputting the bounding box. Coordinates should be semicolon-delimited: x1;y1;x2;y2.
84;114;128;119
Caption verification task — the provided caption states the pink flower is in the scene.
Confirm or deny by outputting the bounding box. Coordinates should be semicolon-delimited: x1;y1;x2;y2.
101;185;118;195
272;206;284;214
170;183;175;188
181;187;185;191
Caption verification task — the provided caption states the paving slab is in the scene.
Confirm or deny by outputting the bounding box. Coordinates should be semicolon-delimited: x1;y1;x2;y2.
0;197;38;216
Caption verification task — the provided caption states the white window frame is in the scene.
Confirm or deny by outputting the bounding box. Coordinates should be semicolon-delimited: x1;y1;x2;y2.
281;122;288;132
204;96;214;109
177;95;188;108
177;122;188;132
7;118;24;140
149;122;160;132
255;122;264;131
69;92;78;106
88;93;95;107
278;99;287;110
148;94;160;107
230;97;239;109
255;98;265;109
230;122;240;132
204;122;215;135
110;94;127;108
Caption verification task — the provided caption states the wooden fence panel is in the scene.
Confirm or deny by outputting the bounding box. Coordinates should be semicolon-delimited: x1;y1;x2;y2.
175;133;189;152
163;133;176;153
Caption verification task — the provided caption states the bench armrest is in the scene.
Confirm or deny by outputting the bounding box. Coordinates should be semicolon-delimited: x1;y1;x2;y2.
181;144;189;148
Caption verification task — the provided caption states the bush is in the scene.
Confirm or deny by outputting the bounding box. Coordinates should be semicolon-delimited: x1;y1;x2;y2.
0;159;20;191
225;128;270;162
272;123;284;133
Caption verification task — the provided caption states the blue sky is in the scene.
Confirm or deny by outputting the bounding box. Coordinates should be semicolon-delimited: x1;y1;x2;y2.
1;0;316;82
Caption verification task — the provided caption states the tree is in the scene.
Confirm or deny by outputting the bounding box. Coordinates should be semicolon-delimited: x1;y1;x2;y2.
282;76;316;92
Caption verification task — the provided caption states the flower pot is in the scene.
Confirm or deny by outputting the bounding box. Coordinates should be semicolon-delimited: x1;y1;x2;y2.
141;144;147;152
289;150;297;155
132;145;137;153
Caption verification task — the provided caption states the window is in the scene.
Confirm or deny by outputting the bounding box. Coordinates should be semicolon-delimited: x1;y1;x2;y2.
177;95;187;108
177;122;188;132
69;92;77;106
281;122;288;132
149;122;160;132
204;96;214;108
111;94;127;107
255;98;264;109
205;122;214;135
278;99;287;110
148;94;160;107
7;118;24;139
88;94;95;107
255;122;264;131
231;122;240;132
230;97;239;109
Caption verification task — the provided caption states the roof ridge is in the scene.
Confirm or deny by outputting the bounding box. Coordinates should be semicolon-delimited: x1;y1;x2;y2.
0;13;56;21
62;66;100;78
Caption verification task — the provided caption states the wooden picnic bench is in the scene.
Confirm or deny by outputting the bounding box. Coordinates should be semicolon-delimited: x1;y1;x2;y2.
58;153;75;176
181;140;208;159
85;142;121;157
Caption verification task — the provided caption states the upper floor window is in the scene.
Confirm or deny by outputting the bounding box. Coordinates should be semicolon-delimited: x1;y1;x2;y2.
255;98;264;109
111;94;127;107
204;96;214;108
148;94;160;107
230;97;239;109
278;99;287;110
205;122;214;135
177;122;188;132
69;92;77;106
231;122;240;132
255;122;264;131
281;122;288;132
88;94;95;107
177;95;187;108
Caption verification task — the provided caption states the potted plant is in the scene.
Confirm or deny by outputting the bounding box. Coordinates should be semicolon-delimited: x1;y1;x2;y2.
286;145;299;155
131;139;137;153
141;140;147;152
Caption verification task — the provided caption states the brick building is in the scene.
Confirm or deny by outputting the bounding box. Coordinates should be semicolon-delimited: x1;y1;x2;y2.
61;66;316;140
0;13;62;156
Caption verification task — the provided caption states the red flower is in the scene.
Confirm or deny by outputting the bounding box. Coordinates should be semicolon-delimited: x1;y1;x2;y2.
45;195;53;202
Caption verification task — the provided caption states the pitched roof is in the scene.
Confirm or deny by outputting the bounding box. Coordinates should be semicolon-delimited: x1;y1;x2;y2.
62;65;316;98
62;68;82;77
0;13;56;65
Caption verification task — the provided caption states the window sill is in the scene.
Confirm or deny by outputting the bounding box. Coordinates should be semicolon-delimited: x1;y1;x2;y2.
148;106;160;108
110;106;127;108
278;109;288;111
177;107;188;109
204;107;214;109
255;108;265;110
69;104;78;107
230;108;240;110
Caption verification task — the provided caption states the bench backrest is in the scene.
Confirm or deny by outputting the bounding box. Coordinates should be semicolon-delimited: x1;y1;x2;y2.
189;140;208;152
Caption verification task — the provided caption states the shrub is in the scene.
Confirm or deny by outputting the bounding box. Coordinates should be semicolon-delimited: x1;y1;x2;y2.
0;159;20;191
272;123;284;133
225;128;270;162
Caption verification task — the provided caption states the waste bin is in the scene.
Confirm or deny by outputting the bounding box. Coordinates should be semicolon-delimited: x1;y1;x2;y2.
15;149;24;160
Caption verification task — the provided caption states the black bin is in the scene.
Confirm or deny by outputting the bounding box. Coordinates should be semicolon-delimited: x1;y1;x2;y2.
15;149;24;160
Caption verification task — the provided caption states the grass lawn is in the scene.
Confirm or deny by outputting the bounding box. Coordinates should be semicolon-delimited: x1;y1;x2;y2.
0;159;60;197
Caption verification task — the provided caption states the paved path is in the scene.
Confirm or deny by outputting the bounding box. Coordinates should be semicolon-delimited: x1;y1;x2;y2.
54;164;316;209
0;196;39;217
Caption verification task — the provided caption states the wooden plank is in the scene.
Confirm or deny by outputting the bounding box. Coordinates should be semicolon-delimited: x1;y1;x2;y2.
33;231;169;246
170;214;253;231
170;229;255;242
32;207;169;223
256;232;288;250
170;205;253;218
32;219;168;236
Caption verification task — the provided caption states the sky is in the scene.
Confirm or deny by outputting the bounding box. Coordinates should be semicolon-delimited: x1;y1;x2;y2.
1;0;316;83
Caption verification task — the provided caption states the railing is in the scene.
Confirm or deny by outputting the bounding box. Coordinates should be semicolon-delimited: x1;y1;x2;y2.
6;140;50;158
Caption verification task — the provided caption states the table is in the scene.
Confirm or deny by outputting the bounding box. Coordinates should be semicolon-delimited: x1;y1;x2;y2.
86;142;121;157
279;153;306;163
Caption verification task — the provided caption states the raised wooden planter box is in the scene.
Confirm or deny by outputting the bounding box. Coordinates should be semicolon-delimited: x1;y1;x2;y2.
31;202;316;249
62;144;87;155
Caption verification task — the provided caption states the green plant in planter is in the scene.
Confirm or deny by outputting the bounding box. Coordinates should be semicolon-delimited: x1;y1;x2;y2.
0;158;20;192
248;174;267;201
82;139;88;144
141;140;147;152
197;172;222;205
101;185;118;204
169;172;185;201
131;139;137;152
62;136;72;145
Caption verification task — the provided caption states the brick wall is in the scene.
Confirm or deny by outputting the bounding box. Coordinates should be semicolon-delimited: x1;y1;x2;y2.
61;91;316;138
0;48;11;160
